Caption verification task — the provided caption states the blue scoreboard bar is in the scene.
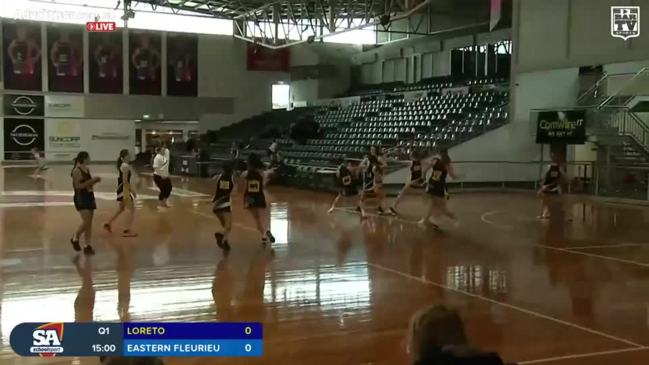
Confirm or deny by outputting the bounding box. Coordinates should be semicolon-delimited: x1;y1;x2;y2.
10;322;263;357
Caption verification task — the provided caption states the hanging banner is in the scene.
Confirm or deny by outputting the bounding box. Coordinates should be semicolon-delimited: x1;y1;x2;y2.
129;31;161;95
4;118;45;160
47;25;83;92
536;110;586;144
246;44;290;72
490;0;503;31
3;22;43;91
167;33;197;96
89;31;123;94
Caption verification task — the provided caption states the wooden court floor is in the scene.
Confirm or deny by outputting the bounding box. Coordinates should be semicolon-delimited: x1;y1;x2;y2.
0;165;648;364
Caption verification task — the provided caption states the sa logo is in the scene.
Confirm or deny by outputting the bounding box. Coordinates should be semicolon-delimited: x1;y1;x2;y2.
30;323;64;357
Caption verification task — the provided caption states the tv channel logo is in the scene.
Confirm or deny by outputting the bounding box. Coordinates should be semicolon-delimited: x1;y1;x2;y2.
30;323;64;357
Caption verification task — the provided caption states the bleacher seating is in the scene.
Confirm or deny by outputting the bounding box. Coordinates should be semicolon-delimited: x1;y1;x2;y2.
198;77;510;191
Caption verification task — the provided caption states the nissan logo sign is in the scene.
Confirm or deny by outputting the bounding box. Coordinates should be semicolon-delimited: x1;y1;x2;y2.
10;96;38;116
10;124;38;146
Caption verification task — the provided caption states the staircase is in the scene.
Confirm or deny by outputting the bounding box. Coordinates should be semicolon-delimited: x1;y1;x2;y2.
584;68;649;199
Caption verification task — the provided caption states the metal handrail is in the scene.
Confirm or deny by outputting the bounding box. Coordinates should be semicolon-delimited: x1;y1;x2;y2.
576;72;609;104
598;66;649;108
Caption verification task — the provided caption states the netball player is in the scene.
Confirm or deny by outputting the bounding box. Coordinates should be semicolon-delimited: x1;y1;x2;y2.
359;155;392;218
390;149;429;214
420;149;459;228
104;149;138;237
242;153;275;246
328;158;360;214
71;151;101;255
212;161;236;252
537;155;566;219
30;148;48;179
152;145;172;208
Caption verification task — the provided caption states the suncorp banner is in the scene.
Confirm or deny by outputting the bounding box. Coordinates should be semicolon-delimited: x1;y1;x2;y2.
45;119;134;161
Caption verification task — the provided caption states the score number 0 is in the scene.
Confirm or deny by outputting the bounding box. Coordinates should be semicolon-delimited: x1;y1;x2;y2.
244;326;253;352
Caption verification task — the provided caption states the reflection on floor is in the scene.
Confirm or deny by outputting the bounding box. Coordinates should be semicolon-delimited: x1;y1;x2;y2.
1;165;649;364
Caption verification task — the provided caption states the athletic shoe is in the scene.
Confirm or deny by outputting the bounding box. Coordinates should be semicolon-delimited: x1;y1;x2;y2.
83;245;95;255
266;230;276;243
70;238;81;252
215;232;225;248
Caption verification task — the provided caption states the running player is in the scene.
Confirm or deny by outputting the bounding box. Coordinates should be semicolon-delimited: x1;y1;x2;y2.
30;148;48;179
390;149;429;214
213;161;236;252
242;153;275;246
328;158;360;214
537;154;566;219
152;145;172;208
71;151;101;255
104;149;138;237
359;155;391;218
420;149;459;228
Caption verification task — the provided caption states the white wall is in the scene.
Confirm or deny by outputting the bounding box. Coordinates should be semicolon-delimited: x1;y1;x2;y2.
445;68;579;182
289;43;360;103
515;0;649;73
197;35;289;131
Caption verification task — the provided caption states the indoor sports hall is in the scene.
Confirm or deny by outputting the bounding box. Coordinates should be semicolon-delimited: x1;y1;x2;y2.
1;0;649;364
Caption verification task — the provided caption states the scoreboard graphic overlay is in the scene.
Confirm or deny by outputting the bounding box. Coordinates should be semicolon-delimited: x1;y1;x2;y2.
10;322;262;357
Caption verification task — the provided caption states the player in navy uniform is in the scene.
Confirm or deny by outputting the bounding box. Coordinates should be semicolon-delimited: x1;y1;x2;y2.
390;149;431;214
105;149;138;237
537;154;566;219
212;161;236;252
359;155;392;218
328;158;360;214
71;151;101;255
421;149;459;228
242;153;275;246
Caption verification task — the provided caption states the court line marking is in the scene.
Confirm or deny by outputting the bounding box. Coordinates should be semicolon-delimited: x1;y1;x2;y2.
367;262;644;348
518;346;649;364
480;210;514;230
568;243;645;250
480;209;649;268
539;244;649;269
334;207;423;226
190;210;259;233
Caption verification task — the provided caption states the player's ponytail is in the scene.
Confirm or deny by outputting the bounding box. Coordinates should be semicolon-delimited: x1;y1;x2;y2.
72;151;89;176
116;149;128;172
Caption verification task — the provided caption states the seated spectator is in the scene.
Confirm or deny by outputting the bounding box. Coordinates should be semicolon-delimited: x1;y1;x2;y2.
407;304;506;365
